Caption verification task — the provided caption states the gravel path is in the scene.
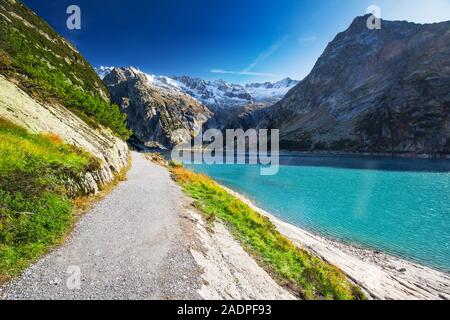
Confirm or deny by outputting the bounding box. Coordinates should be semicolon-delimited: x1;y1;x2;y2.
1;152;202;300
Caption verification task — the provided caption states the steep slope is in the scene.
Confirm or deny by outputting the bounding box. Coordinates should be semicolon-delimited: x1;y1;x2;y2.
104;67;212;149
268;16;450;156
0;0;129;189
0;75;129;192
0;0;130;139
204;103;271;131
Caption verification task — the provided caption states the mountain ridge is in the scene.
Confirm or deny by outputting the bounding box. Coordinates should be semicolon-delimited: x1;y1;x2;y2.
96;66;298;110
265;16;450;156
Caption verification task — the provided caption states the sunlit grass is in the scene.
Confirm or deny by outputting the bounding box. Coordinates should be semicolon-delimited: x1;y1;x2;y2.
0;118;100;282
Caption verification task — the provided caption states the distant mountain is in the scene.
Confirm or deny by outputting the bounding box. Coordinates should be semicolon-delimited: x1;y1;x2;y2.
96;66;115;80
99;68;298;136
172;76;298;110
104;67;211;149
266;15;450;156
245;78;299;104
97;68;298;110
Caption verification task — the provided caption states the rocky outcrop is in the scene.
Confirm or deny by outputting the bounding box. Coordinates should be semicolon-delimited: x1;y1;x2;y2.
0;74;129;195
267;16;450;156
104;67;212;149
204;103;271;131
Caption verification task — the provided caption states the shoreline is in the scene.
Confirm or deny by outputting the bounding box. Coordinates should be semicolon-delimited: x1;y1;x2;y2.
158;148;450;160
278;150;450;160
220;185;450;300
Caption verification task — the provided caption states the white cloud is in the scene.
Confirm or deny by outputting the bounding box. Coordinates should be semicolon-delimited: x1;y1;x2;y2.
210;36;288;78
298;36;318;44
242;35;289;73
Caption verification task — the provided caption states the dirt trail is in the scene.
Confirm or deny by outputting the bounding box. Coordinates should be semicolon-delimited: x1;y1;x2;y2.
1;152;294;300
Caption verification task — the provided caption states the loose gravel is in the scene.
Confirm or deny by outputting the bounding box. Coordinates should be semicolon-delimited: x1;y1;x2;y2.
1;152;202;300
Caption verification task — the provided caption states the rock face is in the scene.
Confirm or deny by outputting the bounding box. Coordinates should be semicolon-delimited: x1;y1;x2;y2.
268;16;450;156
0;75;129;195
104;67;212;148
204;104;271;131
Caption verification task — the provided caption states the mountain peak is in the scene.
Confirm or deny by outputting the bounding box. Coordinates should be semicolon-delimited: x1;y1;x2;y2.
102;67;144;86
270;16;450;154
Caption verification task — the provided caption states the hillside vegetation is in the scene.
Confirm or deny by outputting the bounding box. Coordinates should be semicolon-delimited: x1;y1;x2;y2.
170;164;366;300
0;0;131;139
0;118;101;283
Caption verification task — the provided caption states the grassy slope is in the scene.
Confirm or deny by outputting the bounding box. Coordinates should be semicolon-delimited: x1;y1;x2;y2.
170;164;366;300
0;118;101;283
0;0;131;139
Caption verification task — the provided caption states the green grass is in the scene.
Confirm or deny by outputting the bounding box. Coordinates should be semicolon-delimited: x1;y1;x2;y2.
0;118;100;282
0;1;131;140
170;164;366;300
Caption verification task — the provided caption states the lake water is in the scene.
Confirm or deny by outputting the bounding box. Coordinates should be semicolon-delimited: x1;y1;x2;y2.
185;154;450;271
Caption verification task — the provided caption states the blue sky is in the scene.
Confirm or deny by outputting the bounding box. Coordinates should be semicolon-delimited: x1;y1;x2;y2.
23;0;450;84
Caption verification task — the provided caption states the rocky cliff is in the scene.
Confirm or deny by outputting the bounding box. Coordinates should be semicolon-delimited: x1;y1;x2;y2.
104;67;212;149
267;16;450;156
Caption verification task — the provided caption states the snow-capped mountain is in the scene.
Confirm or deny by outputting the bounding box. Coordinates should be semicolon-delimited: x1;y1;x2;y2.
245;78;299;105
96;67;298;110
95;66;115;79
103;67;211;148
172;76;253;110
173;76;298;110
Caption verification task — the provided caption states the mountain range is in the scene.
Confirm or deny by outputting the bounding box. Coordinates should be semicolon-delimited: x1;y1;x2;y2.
97;67;298;109
101;15;450;156
99;67;297;147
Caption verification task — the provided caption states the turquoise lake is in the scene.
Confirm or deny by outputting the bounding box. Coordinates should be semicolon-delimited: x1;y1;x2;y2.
185;155;450;271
